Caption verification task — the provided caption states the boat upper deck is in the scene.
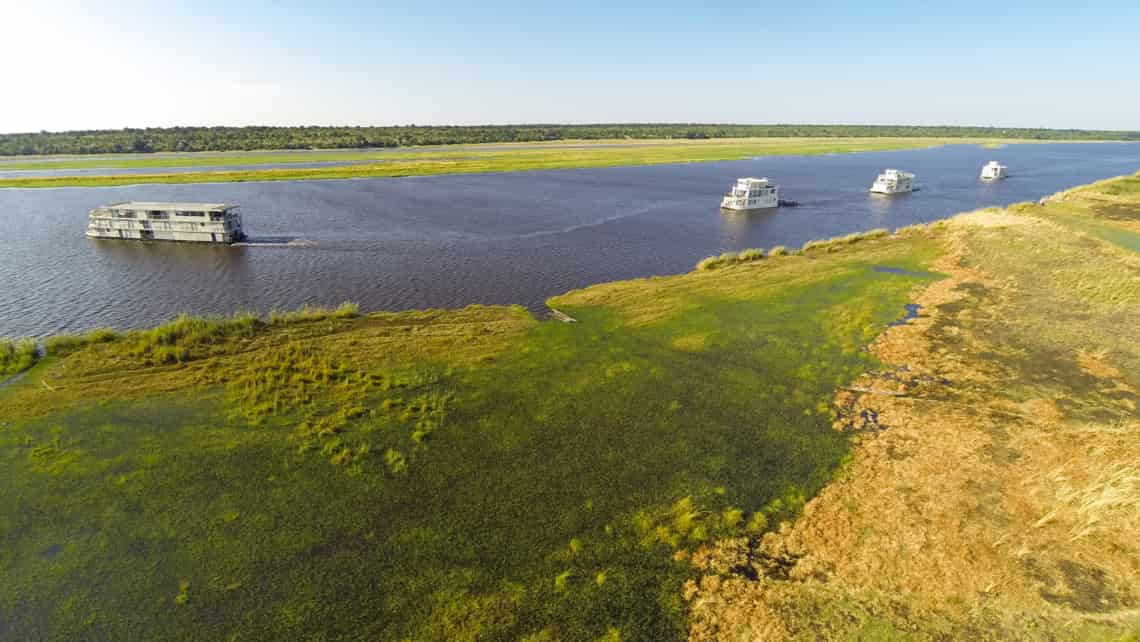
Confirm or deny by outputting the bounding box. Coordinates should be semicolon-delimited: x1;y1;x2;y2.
97;202;238;213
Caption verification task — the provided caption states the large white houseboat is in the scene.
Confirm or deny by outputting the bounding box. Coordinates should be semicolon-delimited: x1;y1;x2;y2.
86;202;245;243
720;177;779;210
869;169;916;195
979;161;1008;181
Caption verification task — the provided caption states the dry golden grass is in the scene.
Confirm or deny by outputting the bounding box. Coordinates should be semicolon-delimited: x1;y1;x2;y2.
686;189;1140;640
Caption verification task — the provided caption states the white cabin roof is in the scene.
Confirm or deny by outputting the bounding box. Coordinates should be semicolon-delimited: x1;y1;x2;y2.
734;177;771;186
101;202;238;212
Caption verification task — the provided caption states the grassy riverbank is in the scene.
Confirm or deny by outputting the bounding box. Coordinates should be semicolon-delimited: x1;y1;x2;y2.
0;136;1018;188
1;228;939;640
3;174;1137;640
687;175;1140;640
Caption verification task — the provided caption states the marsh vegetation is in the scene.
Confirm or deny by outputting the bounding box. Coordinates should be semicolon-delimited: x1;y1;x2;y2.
0;230;939;640
0;336;38;377
0;137;1029;188
4;174;1137;640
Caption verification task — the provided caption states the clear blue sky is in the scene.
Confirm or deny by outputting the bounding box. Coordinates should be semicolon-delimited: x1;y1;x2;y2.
3;0;1139;133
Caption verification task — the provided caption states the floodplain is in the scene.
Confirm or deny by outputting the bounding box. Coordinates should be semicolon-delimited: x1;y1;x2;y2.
2;173;1138;640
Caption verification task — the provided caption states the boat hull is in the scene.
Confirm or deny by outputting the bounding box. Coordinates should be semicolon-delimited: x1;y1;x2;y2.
85;228;243;244
720;203;778;211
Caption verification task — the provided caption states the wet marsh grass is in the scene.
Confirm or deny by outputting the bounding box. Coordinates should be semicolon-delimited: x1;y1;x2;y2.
268;301;360;325
0;336;38;376
695;229;895;273
0;234;942;639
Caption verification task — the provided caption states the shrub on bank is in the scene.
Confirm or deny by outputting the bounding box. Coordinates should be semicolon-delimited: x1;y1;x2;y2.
0;337;38;376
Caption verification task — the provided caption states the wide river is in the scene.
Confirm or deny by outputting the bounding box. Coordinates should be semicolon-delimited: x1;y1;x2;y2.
1;142;1138;336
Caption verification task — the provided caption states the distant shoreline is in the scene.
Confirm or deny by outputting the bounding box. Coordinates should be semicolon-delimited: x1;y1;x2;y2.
0;136;1100;189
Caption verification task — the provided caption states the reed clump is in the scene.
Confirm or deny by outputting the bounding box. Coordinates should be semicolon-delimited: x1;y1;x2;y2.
1;337;38;376
129;312;263;365
268;301;360;325
226;342;348;425
43;327;120;355
695;248;766;271
801;228;890;254
893;222;932;236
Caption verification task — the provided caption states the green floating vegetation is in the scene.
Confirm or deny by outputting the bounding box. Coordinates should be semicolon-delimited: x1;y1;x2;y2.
0;230;943;640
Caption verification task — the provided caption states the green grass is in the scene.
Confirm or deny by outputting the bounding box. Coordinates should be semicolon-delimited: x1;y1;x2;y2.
0;233;941;640
0;337;38;377
0;137;1021;188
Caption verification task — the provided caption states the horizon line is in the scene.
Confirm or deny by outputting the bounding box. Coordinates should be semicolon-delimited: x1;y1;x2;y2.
4;122;1140;137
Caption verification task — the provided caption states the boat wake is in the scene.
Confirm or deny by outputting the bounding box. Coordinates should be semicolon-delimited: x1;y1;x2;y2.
234;236;318;247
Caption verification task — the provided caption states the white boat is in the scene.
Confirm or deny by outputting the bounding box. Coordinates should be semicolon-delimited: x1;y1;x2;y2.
720;177;779;210
980;161;1008;181
869;169;916;195
86;202;245;243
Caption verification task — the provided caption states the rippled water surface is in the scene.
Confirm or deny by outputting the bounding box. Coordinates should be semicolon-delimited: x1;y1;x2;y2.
1;142;1137;336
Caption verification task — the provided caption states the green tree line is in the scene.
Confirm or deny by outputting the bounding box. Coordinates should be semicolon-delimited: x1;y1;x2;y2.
2;124;1137;156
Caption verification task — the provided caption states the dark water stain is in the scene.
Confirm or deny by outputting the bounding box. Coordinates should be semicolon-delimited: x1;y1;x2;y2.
1035;559;1137;613
889;304;923;327
1;142;1138;336
873;265;934;277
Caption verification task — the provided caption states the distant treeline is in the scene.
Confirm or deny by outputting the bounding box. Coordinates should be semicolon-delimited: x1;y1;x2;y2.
3;124;1138;156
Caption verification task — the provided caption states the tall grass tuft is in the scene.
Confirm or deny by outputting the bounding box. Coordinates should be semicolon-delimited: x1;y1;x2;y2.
802;228;891;254
695;248;767;271
0;337;38;376
893;223;929;237
226;341;348;425
130;311;263;365
269;301;361;325
44;327;120;355
768;245;788;256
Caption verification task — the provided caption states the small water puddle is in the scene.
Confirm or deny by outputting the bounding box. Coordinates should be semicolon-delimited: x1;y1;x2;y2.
40;544;63;559
889;303;922;327
873;265;931;277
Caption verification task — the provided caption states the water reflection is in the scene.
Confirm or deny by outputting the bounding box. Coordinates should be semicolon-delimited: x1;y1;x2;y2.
866;191;903;223
718;207;780;248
